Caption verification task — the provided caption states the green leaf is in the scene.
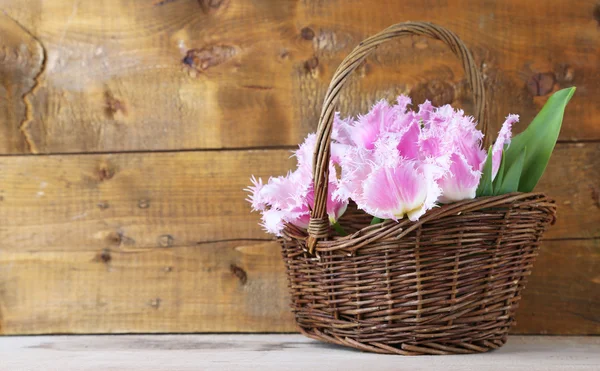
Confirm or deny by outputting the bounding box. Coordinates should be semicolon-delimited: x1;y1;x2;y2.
476;146;494;197
492;150;506;195
332;222;348;236
503;87;575;192
496;147;526;194
370;217;384;225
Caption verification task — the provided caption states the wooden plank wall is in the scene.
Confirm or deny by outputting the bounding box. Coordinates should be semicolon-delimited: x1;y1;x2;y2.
0;0;598;334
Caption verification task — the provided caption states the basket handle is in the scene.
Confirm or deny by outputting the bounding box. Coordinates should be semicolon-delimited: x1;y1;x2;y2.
307;21;487;252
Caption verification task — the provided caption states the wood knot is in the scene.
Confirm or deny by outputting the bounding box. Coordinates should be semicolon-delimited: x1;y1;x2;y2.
526;72;556;96
183;45;237;73
198;0;227;13
153;0;177;6
158;234;174;247
230;264;247;285
95;249;112;264
138;199;150;209
300;27;315;40
556;64;575;84
104;90;127;119
304;56;319;72
97;163;114;182
594;3;600;26
97;201;110;210
108;231;122;245
108;231;135;246
149;298;161;309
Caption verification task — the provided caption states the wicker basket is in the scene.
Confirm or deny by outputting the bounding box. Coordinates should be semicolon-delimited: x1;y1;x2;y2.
279;22;557;355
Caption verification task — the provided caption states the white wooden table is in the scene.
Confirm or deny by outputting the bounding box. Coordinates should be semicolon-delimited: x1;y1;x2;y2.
1;335;598;370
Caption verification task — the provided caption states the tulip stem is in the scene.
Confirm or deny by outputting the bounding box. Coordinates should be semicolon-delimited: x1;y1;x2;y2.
332;222;348;236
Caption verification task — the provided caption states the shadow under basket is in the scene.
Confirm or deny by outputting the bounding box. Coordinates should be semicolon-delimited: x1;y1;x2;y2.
279;193;556;355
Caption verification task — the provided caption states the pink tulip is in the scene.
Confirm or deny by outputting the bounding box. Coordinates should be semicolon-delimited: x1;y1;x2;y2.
260;208;287;235
246;176;266;212
246;133;349;236
418;123;453;169
430;106;486;203
248;94;512;235
248;172;308;235
437;152;482;203
360;160;443;221
338;97;489;212
492;114;519;180
334;146;374;202
293;134;349;222
246;170;311;236
396;95;413;114
294;133;317;173
326;183;348;223
337;126;446;221
332;113;353;145
351;100;395;149
395;119;422;160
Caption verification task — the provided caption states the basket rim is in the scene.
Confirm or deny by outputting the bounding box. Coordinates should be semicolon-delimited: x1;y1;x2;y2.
282;192;556;254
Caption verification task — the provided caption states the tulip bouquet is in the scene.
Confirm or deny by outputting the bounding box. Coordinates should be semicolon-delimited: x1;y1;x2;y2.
247;88;574;237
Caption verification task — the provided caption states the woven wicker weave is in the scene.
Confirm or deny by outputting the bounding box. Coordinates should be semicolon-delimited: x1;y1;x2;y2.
279;22;557;355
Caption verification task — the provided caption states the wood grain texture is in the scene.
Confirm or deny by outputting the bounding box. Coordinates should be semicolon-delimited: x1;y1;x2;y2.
0;0;597;154
0;12;45;153
2;335;600;371
0;145;597;252
0;145;598;334
0;0;597;336
0;241;295;334
0;150;293;253
0;149;298;334
514;239;600;335
1;239;596;335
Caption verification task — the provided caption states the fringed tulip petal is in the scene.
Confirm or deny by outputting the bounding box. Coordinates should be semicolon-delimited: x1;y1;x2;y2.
438;152;481;203
261;208;287;236
244;176;266;211
492;114;519;180
359;161;439;221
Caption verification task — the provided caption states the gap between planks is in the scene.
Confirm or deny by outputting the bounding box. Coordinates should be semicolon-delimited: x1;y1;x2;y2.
0;139;598;158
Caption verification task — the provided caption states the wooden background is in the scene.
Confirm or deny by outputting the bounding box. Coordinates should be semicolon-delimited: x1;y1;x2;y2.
0;0;598;335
